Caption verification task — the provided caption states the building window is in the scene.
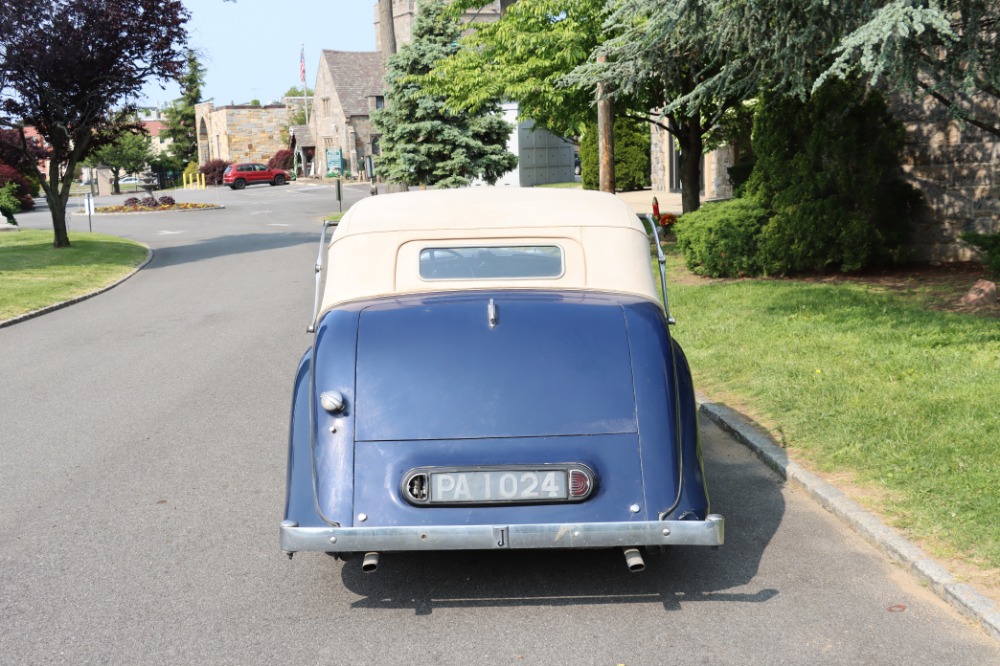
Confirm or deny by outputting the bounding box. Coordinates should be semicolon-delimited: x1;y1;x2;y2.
375;96;385;109
322;97;330;115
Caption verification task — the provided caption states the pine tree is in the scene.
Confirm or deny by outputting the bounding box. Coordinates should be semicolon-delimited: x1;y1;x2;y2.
162;50;205;165
372;0;516;188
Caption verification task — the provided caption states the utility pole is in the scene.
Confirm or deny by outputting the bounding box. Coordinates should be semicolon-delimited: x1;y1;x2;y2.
378;0;397;67
596;55;615;193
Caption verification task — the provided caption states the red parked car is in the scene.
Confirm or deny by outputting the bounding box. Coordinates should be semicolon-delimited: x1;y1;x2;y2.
223;163;290;189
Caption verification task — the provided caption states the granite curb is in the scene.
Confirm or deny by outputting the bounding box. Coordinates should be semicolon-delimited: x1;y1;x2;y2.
697;395;1000;642
0;246;153;329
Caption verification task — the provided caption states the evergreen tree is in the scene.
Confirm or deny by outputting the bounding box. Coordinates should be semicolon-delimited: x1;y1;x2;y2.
372;0;517;188
162;50;205;165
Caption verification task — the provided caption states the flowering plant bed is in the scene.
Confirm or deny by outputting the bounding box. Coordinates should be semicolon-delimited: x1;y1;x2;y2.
94;202;220;213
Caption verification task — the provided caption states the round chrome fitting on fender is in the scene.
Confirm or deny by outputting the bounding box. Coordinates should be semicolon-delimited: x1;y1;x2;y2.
320;390;345;413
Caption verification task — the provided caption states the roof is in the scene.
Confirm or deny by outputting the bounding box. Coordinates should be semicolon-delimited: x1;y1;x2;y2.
320;188;660;312
321;51;384;117
289;125;314;148
142;120;165;136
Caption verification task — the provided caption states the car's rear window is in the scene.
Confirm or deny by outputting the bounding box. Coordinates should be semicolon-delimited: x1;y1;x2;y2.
419;245;563;280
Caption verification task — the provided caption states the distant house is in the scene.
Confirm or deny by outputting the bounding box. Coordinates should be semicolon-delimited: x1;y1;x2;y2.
136;105;172;157
309;50;385;178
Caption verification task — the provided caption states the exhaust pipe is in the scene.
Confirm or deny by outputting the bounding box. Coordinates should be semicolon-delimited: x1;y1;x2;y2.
623;548;645;573
361;552;380;573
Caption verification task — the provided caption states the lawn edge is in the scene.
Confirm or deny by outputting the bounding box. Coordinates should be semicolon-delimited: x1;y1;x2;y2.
697;394;1000;644
0;244;153;329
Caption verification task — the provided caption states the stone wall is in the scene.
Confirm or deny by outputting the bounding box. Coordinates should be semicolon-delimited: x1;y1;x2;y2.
195;102;291;165
650;123;733;200
893;95;1000;262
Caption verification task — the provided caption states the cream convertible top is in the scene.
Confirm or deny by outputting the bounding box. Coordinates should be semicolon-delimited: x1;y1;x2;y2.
319;187;660;313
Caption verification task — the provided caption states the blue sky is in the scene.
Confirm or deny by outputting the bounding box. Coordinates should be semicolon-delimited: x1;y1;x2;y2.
140;0;377;108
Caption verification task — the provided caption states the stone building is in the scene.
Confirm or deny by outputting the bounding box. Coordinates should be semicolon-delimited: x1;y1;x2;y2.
309;51;385;178
893;95;1000;262
650;127;733;202
651;95;1000;263
373;0;509;49
195;102;291;165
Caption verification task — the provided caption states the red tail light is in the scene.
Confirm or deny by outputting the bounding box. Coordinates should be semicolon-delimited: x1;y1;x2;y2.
569;469;593;498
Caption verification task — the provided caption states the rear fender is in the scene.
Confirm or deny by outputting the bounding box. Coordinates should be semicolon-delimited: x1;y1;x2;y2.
283;349;325;527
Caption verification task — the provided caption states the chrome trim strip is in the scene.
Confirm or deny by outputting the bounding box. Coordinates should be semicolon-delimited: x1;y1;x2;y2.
307;220;337;333
644;214;675;325
281;515;723;552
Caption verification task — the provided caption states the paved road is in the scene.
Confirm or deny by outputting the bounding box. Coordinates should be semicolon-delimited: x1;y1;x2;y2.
2;184;998;665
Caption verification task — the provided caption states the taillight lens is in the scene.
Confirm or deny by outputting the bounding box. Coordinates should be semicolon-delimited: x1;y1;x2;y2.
568;468;593;498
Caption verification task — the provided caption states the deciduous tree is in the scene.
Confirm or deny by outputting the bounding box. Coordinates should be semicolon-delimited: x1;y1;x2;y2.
569;1;750;213
431;0;609;141
88;132;154;194
0;0;189;247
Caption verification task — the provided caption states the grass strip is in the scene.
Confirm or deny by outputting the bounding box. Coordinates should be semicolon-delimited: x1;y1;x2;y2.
0;229;147;321
662;246;1000;570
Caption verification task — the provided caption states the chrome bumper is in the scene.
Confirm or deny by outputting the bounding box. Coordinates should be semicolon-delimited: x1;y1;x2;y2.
281;515;724;553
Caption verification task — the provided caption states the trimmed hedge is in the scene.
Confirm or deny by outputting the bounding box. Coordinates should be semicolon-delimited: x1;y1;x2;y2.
675;197;771;277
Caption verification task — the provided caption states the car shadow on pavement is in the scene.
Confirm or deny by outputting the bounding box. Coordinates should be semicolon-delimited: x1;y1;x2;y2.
333;430;784;615
142;232;318;269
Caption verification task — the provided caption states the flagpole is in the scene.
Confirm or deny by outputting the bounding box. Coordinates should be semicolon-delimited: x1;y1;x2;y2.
301;44;310;124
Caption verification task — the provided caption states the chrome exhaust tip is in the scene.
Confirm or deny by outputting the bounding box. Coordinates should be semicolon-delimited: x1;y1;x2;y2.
624;547;645;573
361;552;380;573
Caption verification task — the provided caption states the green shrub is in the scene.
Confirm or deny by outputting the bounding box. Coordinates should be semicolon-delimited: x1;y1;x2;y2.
0;181;20;225
674;196;770;277
746;80;919;274
579;124;599;191
579;117;650;192
961;232;1000;277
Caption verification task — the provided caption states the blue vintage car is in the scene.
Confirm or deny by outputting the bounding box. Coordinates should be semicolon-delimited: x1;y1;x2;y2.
281;188;723;573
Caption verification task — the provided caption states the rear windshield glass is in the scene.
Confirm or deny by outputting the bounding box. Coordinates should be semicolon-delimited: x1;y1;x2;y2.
419;245;563;280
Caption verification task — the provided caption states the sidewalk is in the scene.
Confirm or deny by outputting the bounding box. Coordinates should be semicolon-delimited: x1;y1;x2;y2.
616;189;683;215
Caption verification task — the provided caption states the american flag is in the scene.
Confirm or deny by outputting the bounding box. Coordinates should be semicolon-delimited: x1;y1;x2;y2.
299;47;306;83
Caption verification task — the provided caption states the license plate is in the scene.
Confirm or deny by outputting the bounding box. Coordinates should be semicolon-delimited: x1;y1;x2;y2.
430;470;568;503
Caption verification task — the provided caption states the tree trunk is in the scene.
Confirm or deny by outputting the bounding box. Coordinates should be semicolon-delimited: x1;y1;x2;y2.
44;154;78;248
48;190;70;247
677;118;703;214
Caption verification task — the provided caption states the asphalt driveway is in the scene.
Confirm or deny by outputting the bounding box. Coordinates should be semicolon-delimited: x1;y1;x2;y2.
1;184;998;664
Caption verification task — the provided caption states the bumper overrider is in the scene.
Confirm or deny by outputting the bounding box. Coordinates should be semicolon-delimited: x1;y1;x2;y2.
280;515;724;553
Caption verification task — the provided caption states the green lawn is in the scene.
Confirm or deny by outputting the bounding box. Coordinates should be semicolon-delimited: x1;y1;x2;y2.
662;244;1000;571
0;229;148;321
537;182;583;189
